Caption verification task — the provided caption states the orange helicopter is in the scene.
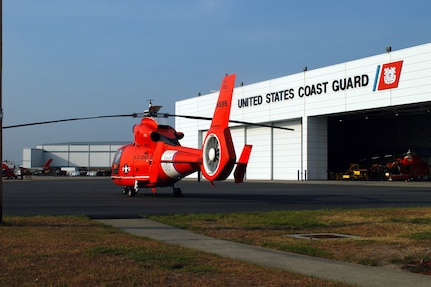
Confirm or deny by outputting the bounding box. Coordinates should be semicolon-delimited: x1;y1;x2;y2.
111;74;253;197
4;74;293;196
384;150;430;181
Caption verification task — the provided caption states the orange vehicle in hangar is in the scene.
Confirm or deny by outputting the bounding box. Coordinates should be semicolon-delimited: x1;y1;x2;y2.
385;150;430;181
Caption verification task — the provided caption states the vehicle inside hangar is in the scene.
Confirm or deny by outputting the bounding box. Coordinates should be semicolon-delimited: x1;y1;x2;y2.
327;101;431;178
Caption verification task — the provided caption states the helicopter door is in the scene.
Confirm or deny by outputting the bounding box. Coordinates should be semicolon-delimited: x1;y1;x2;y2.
122;145;137;179
112;145;136;180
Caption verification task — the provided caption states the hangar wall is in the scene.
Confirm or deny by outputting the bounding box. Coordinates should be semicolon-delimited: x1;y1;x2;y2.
176;43;431;181
22;148;43;170
305;116;328;180
23;142;128;169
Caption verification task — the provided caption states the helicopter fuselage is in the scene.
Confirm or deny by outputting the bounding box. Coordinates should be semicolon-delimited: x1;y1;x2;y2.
111;117;201;191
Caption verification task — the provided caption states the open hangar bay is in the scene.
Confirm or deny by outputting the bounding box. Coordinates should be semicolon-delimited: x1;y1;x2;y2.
327;101;431;175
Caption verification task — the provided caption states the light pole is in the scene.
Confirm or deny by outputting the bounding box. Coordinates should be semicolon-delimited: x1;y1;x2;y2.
1;0;4;222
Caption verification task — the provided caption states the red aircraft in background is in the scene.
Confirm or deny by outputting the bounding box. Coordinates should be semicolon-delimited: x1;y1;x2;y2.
111;74;252;197
384;150;430;181
2;158;53;179
2;161;19;179
28;158;54;175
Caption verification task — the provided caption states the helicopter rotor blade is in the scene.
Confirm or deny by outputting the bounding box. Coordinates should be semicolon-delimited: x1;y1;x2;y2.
3;112;294;131
165;113;294;131
3;114;138;129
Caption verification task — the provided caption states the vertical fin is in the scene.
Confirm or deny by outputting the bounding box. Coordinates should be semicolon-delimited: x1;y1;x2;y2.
234;144;252;183
201;74;237;181
43;158;53;169
209;74;236;129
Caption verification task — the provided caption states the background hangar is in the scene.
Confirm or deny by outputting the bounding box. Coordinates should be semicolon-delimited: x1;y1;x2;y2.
175;43;431;181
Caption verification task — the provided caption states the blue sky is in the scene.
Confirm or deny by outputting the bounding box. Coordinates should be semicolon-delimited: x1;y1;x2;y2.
3;0;431;163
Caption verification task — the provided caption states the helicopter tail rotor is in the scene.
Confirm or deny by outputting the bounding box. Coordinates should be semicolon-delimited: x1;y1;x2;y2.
201;128;236;181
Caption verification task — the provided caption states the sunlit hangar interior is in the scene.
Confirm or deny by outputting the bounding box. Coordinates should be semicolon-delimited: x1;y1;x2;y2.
175;43;431;181
22;142;128;171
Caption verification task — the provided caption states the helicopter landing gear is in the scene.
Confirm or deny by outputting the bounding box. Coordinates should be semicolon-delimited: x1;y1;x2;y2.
122;186;137;197
173;187;182;197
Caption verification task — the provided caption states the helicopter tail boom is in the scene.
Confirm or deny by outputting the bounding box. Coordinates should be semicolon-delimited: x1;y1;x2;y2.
149;142;201;187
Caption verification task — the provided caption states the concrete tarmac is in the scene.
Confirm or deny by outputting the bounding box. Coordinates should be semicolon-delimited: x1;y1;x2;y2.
96;218;431;287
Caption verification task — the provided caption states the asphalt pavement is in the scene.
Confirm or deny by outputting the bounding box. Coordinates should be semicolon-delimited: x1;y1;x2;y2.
4;177;431;217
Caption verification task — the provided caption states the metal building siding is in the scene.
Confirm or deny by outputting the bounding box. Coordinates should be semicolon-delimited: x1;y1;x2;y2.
245;126;272;180
273;120;302;180
26;142;127;168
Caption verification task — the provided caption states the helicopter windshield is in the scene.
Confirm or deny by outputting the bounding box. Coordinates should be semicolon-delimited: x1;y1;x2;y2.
112;149;123;165
111;148;123;175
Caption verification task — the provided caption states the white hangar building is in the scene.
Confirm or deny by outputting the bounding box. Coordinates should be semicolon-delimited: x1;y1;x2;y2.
23;142;128;170
175;43;431;181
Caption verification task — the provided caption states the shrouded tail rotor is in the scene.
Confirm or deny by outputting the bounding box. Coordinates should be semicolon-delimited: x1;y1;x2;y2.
201;128;236;181
203;133;221;176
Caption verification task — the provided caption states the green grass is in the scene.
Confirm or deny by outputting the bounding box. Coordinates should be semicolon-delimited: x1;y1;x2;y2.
263;241;333;258
87;245;217;273
407;231;431;241
149;209;329;230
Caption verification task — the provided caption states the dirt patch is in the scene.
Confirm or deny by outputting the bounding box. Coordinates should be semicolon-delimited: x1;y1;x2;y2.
403;260;431;275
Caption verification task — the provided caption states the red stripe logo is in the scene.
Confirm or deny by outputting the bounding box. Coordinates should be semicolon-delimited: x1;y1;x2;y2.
377;60;404;91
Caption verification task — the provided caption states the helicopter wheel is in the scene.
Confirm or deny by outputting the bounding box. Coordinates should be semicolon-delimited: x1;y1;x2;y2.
128;187;137;197
173;187;182;197
123;186;137;197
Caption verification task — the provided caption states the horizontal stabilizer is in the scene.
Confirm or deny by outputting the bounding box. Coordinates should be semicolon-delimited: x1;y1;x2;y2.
234;144;252;183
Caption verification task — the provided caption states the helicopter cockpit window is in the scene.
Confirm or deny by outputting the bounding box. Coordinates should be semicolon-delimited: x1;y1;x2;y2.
111;149;123;175
158;133;180;146
157;126;180;146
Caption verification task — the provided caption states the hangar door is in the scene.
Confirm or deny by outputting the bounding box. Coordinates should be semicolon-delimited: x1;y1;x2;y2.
273;120;302;180
328;103;431;176
245;119;301;181
246;126;272;180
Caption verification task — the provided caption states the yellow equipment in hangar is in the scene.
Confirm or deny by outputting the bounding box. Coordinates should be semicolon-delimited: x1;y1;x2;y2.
342;164;369;180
